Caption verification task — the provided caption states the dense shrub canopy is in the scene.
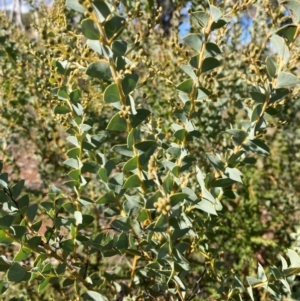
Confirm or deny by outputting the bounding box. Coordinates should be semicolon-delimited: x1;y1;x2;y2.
0;0;300;300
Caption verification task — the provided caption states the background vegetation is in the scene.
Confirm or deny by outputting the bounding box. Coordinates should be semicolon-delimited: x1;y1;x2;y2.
1;0;300;300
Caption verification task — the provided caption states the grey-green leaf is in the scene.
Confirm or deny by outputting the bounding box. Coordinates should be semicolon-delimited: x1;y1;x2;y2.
112;40;127;56
282;0;300;22
180;65;198;82
276;24;298;44
129;109;151;128
242;139;270;156
54;105;71;114
87;40;103;56
206;153;225;171
123;156;138;171
191;11;209;27
84;290;107;301
0;216;14;230
0;281;9;294
93;0;111;23
64;158;82;169
287;249;300;267
210;5;222;21
201;57;220;73
81;19;100;40
7;263;27;282
177;79;194;94
196;199;217;215
183;34;203;52
276;72;300;88
123;174;140;189
227;129;248;145
266;56;277;78
233;275;245;292
205;42;222;57
104;16;125;40
211;19;227;31
197;87;210;100
270;35;289;65
11;180;24;199
86;62;112;80
66;0;85;13
106;113;127;131
122;74;139;95
104;83;120;103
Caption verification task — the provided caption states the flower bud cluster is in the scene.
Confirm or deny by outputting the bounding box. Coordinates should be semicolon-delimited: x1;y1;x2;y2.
119;105;131;119
179;173;190;188
147;154;158;179
154;196;171;215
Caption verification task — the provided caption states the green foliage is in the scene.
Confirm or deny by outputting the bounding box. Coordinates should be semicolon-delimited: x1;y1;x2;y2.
1;0;300;300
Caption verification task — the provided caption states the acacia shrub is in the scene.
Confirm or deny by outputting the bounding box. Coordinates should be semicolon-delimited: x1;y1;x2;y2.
0;0;300;300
